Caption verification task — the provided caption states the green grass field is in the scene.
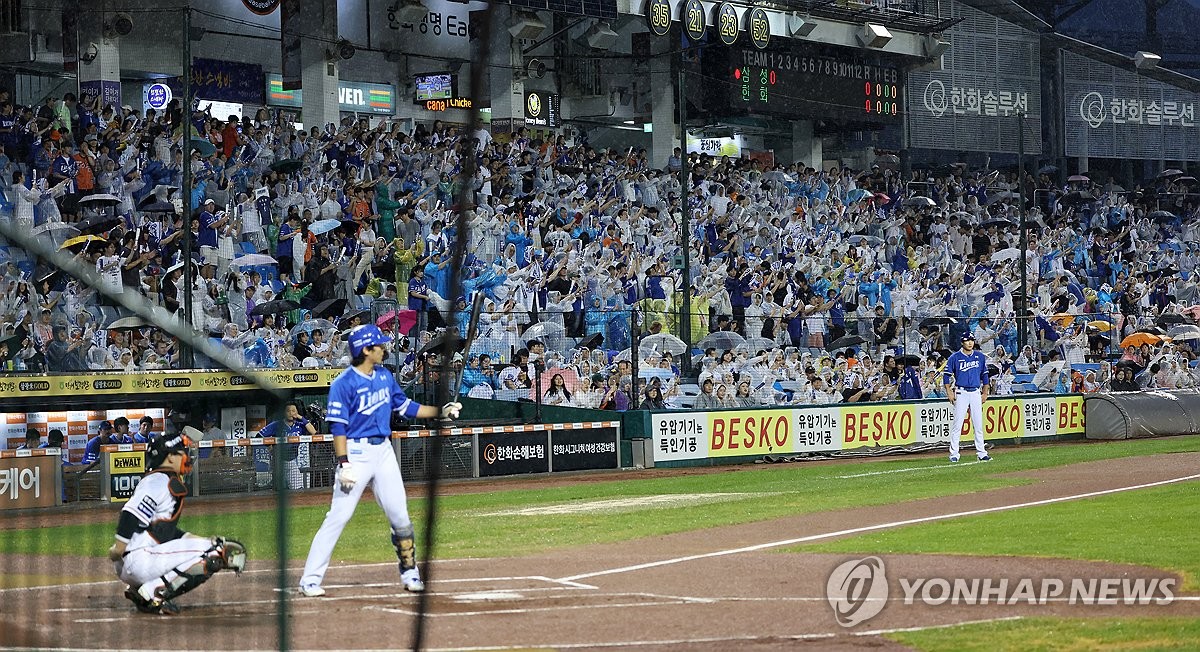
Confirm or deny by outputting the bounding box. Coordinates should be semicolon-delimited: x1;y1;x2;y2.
887;617;1200;652
798;481;1200;592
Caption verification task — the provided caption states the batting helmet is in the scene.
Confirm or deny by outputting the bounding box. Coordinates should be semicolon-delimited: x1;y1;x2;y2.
348;324;392;358
146;432;194;474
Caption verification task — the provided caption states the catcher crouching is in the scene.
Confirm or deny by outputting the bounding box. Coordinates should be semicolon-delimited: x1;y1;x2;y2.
108;432;246;615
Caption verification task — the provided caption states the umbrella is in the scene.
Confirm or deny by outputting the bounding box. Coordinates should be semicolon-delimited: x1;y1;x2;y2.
847;235;883;246
904;196;936;208
1103;183;1126;194
78;193;122;208
1141;267;1178;278
107;316;149;329
312;298;348;319
74;213;123;235
1120;332;1164;348
523;322;566;343
376;309;418;334
990;248;1021;263
140;200;177;215
1067;175;1090;183
270;159;304;174
1036;165;1058;175
1135;326;1167;335
740;336;777;353
640;333;688;355
289;318;338;339
1176;176;1199;186
188;139;217;158
341;308;370;326
982;218;1015;229
1050;313;1076;328
419;333;465;355
1059;190;1096;206
31;222;79;235
696;331;746;351
896;354;922;367
826;334;866;352
919;316;956;328
249;299;300;316
1167;324;1200;340
1087;226;1110;235
1086;320;1113;332
310;219;342;236
845;188;871;203
1148;211;1178;222
232;254;279;267
1157;169;1184;179
1156;313;1190;326
60;234;106;252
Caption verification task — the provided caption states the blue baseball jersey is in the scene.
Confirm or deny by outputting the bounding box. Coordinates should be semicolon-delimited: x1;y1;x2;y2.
325;366;421;439
943;350;990;389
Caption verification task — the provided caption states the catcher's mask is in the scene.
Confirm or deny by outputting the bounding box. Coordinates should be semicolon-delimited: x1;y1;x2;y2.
146;433;194;475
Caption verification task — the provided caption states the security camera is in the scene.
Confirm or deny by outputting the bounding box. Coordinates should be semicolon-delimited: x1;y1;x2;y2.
80;42;99;64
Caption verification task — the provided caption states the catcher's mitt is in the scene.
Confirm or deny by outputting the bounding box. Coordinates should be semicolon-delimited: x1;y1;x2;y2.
212;536;248;574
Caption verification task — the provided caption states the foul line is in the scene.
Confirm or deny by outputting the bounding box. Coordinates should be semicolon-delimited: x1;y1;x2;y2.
837;460;982;478
558;473;1200;582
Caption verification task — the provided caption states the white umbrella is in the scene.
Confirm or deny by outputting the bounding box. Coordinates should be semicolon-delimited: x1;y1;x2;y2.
740;337;777;352
523;321;565;343
108;316;149;329
1167;324;1200;341
697;331;746;351
78;193;122;207
640;333;688;355
32;222;79;235
289;319;338;339
990;248;1022;263
310;219;342;236
904;196;936;208
232;254;279;267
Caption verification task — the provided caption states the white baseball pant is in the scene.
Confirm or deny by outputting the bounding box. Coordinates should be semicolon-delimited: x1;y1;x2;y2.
949;387;986;459
300;438;416;588
116;537;213;589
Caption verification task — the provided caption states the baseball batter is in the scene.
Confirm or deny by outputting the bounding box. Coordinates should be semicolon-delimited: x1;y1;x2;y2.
299;325;461;597
942;332;993;463
108;433;246;615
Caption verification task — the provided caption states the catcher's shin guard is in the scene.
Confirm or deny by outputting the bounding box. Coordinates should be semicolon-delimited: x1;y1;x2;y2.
391;525;417;573
149;539;248;603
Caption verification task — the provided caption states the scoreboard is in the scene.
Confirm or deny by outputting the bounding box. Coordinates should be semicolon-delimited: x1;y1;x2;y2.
708;46;905;124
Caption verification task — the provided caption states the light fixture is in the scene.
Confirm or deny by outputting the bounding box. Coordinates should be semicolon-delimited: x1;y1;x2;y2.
1134;51;1161;70
509;11;547;40
787;13;816;38
623;119;635;124
585;21;619;49
857;23;892;48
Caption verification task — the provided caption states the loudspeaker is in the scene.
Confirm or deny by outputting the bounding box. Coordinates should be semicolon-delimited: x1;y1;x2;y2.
585;21;619;50
857;23;892;48
105;12;133;38
922;35;950;58
787;13;816;38
1134;51;1161;70
525;58;547;79
508;11;546;40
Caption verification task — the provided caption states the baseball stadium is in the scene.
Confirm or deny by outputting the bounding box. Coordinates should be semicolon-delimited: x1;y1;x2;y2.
2;0;1200;650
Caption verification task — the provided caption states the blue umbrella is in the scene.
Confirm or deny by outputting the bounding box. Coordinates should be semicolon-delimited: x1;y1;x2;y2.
310;219;342;235
845;188;871;204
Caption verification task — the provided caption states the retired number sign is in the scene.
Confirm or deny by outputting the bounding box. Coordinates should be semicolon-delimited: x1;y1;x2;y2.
715;3;738;45
681;0;706;42
646;0;671;36
747;7;770;49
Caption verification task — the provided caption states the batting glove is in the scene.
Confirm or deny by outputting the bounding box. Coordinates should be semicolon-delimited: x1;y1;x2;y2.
337;463;358;492
441;402;462;419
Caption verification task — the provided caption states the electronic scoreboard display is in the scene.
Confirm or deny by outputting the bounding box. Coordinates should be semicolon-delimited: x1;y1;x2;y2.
710;46;904;124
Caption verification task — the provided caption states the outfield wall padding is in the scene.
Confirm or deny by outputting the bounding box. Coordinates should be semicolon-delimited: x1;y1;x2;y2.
1084;390;1200;440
